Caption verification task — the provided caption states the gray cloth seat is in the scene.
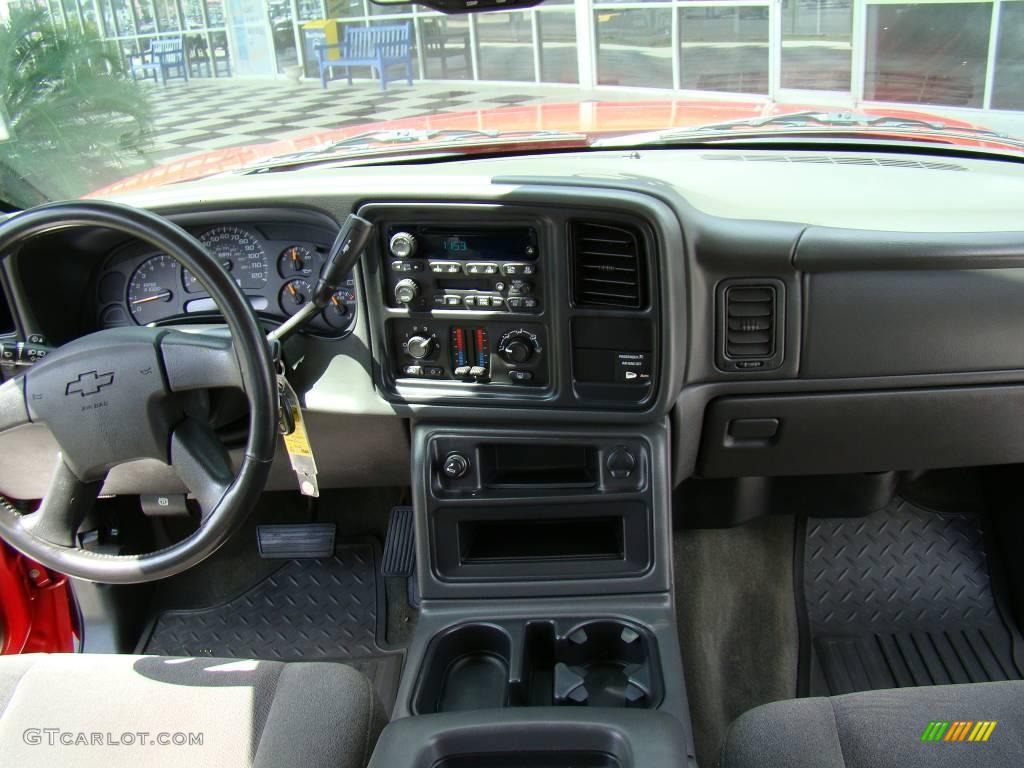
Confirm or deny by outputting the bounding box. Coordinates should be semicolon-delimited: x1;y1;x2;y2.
0;653;387;768
722;680;1024;768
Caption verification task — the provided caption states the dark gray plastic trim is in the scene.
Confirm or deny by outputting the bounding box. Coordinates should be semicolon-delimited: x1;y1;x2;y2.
802;269;1024;378
368;708;692;768
412;420;672;599
795;227;1024;272
698;384;1024;477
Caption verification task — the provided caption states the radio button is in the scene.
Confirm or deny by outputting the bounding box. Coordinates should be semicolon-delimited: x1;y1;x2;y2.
465;262;499;275
500;263;535;276
510;279;533;295
508;369;533;383
392;260;423;273
444;295;462;307
522;297;538;309
462;296;477;308
430;261;462;274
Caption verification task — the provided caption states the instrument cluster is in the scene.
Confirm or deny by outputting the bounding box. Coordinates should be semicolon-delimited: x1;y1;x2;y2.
96;223;357;335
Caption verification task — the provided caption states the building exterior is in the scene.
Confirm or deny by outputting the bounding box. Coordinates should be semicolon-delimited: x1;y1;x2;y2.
2;0;1022;115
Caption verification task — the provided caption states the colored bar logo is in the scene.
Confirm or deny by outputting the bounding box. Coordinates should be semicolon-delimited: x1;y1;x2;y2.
921;721;997;742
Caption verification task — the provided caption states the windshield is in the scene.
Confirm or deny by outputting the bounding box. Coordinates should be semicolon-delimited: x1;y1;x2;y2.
1;0;1022;205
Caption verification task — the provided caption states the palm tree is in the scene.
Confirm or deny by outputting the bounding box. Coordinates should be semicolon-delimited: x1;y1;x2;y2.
0;10;154;206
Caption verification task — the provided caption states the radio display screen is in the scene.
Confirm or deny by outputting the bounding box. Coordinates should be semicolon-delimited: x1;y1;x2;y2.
414;227;537;261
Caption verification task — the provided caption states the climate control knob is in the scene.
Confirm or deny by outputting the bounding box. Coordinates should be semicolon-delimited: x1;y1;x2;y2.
389;232;417;258
394;278;420;305
498;331;540;365
405;335;434;359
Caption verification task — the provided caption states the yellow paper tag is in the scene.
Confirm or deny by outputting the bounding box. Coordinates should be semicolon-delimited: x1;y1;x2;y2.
282;400;313;458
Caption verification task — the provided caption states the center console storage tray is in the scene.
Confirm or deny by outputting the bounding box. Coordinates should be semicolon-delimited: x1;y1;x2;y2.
412;618;663;715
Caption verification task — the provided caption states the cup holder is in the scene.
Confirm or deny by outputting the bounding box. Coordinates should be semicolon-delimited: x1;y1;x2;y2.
412;618;662;714
413;623;512;714
546;620;658;708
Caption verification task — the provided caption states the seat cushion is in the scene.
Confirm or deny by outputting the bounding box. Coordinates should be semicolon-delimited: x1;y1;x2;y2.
722;680;1024;768
0;653;386;768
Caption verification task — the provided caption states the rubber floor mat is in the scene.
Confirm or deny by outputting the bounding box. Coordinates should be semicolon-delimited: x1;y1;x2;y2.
800;498;1024;696
142;538;404;711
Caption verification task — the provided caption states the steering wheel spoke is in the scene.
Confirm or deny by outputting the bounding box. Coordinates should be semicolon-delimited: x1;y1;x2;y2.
160;330;245;393
22;455;104;548
0;376;30;434
170;417;234;521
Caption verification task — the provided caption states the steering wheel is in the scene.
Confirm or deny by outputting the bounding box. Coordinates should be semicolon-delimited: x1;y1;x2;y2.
0;201;277;583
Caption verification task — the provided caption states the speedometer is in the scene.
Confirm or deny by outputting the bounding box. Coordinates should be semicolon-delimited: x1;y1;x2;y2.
183;226;268;293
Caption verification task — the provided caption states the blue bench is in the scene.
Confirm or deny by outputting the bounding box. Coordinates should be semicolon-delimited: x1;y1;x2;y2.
129;37;188;85
316;23;413;91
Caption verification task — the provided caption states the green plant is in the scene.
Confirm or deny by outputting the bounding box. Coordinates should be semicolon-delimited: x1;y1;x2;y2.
0;10;154;206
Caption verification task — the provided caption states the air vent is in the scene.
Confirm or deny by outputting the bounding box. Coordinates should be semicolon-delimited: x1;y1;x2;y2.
571;222;644;309
717;279;784;372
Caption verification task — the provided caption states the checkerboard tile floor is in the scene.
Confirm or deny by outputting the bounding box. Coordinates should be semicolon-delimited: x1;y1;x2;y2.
140;78;594;162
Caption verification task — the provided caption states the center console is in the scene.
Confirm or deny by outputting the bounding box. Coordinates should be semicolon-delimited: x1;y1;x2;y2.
357;195;693;767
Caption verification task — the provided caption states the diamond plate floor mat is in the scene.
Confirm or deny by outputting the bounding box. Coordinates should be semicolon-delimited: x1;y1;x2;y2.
799;498;1024;697
141;538;404;711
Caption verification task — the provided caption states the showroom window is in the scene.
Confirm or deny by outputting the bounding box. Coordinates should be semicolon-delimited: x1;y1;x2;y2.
864;1;993;108
11;0;1024;114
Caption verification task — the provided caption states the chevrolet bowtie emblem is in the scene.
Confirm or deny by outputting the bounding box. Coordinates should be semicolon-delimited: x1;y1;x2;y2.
65;370;115;397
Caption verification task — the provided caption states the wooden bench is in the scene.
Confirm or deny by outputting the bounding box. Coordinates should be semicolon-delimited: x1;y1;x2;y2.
316;23;413;91
129;37;188;85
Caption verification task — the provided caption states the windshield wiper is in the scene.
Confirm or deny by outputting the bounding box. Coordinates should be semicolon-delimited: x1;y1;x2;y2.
237;128;590;173
595;110;1024;148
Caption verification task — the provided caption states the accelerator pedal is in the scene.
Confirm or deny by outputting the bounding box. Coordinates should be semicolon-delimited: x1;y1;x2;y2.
382;506;416;577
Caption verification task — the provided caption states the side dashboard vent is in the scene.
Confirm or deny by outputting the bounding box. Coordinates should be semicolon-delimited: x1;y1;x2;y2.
718;279;785;372
570;222;644;309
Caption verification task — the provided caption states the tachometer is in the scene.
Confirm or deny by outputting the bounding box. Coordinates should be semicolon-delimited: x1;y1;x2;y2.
183;226;268;293
127;254;178;325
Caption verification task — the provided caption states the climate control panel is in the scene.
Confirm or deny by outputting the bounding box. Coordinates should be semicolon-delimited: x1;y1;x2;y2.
383;224;542;314
391;320;547;386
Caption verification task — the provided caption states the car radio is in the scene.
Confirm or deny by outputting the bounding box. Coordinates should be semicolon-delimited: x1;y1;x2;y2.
382;224;542;313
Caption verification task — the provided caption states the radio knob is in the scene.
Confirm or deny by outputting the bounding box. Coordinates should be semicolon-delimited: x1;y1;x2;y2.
394;278;420;305
389;232;417;258
500;335;534;364
406;335;434;359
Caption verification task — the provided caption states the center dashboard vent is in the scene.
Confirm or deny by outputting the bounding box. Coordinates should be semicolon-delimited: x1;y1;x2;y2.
717;279;785;372
570;222;644;309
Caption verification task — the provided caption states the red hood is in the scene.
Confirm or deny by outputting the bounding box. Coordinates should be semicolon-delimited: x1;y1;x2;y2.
89;98;1013;198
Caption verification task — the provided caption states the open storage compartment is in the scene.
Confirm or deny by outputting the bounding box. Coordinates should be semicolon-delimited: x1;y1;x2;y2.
412;619;663;715
433;502;651;582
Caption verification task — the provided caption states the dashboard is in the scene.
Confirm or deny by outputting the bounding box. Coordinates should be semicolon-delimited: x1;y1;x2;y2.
3;146;1024;500
95;219;357;335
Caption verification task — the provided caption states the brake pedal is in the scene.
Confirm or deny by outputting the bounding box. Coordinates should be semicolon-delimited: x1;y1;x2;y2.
257;523;336;559
382;506;415;577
